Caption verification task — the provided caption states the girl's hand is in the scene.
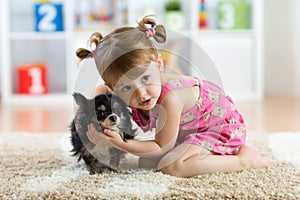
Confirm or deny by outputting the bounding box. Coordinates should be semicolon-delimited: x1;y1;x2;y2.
103;129;124;147
87;123;124;148
94;84;114;96
86;123;114;147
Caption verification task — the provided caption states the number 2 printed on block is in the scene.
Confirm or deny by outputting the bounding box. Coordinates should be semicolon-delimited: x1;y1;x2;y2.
35;3;64;32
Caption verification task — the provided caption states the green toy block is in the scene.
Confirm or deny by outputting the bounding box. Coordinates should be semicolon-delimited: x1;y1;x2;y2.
217;0;250;30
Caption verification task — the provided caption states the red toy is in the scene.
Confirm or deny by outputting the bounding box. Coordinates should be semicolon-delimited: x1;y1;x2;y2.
17;63;48;95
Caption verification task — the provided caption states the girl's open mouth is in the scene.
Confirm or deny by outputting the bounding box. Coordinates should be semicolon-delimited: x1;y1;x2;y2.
139;98;151;106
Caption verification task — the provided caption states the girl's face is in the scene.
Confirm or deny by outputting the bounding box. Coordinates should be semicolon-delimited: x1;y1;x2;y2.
113;62;162;110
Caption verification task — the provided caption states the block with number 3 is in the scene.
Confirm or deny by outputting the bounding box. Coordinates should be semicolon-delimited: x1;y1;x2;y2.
217;0;249;30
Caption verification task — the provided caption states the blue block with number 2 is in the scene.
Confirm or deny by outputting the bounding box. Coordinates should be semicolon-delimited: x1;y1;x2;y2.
35;3;64;32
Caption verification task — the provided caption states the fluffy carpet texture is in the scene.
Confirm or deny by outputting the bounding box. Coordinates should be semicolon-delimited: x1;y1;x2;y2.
0;132;299;199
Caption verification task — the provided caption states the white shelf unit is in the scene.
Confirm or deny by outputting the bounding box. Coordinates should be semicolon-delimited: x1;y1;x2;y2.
189;0;264;100
0;0;264;105
1;0;75;105
128;0;264;100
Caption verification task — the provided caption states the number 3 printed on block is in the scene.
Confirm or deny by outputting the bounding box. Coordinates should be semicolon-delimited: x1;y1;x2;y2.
218;3;235;29
35;3;64;32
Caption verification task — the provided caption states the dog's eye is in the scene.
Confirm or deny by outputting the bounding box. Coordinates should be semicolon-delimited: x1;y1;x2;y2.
97;111;106;118
114;108;122;115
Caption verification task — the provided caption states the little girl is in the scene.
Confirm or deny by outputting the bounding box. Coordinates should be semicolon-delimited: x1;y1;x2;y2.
76;16;271;178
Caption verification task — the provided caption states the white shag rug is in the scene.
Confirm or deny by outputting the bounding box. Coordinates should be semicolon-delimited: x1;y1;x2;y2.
0;131;299;199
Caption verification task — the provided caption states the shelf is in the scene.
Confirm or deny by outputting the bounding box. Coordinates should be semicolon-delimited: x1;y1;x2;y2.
1;0;264;105
74;24;120;33
166;29;255;40
7;93;72;105
9;28;255;42
189;29;255;38
10;31;68;40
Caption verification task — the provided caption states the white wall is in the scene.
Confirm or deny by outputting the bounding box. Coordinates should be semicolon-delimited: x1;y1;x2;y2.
292;0;300;95
265;0;300;97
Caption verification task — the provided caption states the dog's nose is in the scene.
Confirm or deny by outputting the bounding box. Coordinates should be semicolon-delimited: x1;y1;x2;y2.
109;115;117;122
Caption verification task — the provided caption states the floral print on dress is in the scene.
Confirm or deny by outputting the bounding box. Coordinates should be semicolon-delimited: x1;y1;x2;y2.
229;132;235;140
170;80;182;88
230;103;237;111
218;145;233;153
196;97;203;107
235;125;245;137
132;78;246;156
212;107;225;118
228;118;237;124
197;141;213;150
209;90;219;103
203;112;210;121
181;112;194;124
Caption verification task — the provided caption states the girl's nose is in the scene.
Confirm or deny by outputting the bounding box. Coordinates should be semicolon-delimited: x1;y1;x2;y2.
135;86;147;100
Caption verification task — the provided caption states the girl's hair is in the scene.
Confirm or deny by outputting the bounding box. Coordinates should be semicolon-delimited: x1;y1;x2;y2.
76;15;167;89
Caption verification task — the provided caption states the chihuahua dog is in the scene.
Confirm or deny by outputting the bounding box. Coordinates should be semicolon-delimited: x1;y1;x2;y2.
70;93;136;174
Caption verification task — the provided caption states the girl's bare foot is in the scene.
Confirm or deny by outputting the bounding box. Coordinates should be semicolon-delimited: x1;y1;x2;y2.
238;145;272;169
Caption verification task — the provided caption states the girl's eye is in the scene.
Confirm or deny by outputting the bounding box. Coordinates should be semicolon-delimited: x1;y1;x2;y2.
141;75;150;83
121;85;131;92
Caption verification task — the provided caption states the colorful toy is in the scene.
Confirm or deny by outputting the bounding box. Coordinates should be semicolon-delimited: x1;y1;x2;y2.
75;0;115;27
164;0;184;30
199;0;208;29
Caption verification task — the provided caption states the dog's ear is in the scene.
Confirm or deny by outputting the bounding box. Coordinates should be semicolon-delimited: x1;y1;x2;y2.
73;93;88;107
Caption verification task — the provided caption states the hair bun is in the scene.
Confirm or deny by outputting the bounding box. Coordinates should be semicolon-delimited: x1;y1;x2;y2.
154;25;166;43
137;15;167;44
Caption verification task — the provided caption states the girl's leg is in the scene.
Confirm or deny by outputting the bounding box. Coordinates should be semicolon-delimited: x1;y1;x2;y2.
139;157;160;169
157;143;271;178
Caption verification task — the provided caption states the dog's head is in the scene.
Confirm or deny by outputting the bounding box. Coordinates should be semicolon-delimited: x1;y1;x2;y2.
73;93;136;140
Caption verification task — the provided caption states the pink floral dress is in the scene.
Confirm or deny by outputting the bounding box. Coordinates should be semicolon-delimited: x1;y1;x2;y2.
132;78;246;155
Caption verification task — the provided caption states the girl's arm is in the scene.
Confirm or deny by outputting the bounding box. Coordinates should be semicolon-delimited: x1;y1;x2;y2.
87;92;182;158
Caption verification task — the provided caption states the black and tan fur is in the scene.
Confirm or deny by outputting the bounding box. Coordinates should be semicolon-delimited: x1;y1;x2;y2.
70;93;136;174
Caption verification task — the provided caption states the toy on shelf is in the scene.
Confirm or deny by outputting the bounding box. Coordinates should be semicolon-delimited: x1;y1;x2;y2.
17;63;48;95
34;0;64;32
217;0;250;30
75;0;127;30
199;0;208;29
164;0;184;30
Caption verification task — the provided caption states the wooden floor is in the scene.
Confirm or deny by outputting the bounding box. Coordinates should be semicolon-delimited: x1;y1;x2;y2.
235;97;300;132
0;97;299;133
